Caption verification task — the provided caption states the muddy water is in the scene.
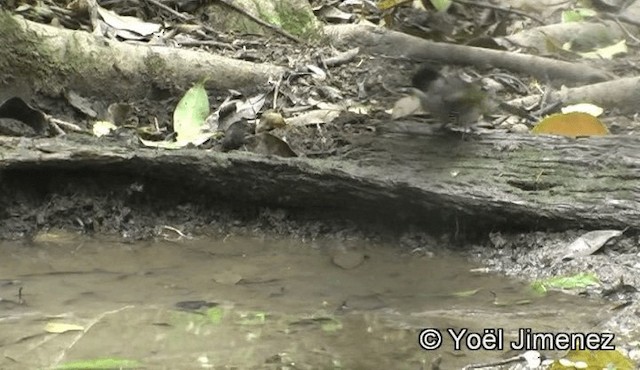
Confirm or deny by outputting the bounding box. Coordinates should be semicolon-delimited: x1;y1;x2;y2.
0;233;607;370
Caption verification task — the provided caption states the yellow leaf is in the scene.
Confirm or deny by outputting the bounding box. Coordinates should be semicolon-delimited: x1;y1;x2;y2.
531;112;608;137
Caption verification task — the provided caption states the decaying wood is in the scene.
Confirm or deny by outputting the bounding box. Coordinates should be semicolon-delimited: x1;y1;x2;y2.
1;127;638;233
510;76;640;114
325;24;612;85
0;13;284;101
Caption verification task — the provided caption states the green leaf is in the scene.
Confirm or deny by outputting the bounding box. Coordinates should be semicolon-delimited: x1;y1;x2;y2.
562;8;597;22
531;281;547;295
320;318;342;332
558;349;635;370
173;80;210;144
430;0;452;12
532;273;600;292
205;307;224;324
238;312;267;325
562;10;583;22
56;358;141;369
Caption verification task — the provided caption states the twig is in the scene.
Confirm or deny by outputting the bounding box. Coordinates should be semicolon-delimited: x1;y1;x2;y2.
609;16;640;44
160;225;192;241
216;0;304;44
145;0;223;40
453;0;545;25
322;47;360;67
48;117;84;133
607;13;640;28
145;0;194;22
271;73;283;110
462;352;529;369
176;40;236;50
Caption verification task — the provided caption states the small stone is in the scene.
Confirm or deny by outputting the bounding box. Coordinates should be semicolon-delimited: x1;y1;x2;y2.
332;251;366;269
510;123;530;133
213;272;243;285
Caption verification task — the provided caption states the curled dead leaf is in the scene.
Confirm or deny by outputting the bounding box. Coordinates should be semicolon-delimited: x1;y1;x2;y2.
256;110;286;133
562;229;624;260
247;133;297;158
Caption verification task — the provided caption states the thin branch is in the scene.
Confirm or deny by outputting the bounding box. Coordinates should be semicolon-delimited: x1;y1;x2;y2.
453;0;545;25
216;0;304;44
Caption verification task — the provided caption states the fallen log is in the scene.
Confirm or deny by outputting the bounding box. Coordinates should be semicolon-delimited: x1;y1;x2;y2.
1;126;637;235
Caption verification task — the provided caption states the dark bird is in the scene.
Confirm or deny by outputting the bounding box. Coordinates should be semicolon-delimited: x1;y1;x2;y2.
410;65;494;127
221;119;252;152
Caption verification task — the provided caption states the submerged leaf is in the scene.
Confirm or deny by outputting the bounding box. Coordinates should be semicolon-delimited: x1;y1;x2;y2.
45;322;84;333
532;273;600;293
56;358;141;369
321;318;343;332
450;289;480;298
238;312;267;325
551;349;635;370
205;307;224;324
331;251;366;270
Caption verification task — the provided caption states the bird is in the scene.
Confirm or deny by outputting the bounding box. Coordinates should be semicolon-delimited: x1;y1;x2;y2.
221;119;252;152
410;65;494;128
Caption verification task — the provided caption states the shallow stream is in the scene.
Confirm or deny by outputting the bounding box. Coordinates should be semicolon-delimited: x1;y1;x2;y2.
0;232;607;369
